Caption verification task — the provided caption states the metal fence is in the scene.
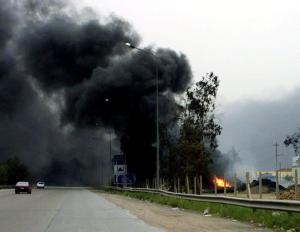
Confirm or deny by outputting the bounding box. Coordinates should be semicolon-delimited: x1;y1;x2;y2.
112;186;300;213
132;170;300;201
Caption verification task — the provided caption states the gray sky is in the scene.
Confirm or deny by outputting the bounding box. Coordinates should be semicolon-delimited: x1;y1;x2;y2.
76;0;300;104
218;87;300;171
74;0;300;171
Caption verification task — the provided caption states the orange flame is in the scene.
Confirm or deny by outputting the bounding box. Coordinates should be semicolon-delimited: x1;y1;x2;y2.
213;177;232;188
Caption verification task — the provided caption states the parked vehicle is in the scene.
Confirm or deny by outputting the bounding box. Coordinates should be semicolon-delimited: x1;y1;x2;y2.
36;181;45;189
15;181;32;194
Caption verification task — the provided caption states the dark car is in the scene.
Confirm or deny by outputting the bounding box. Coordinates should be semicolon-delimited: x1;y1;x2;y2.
15;181;32;194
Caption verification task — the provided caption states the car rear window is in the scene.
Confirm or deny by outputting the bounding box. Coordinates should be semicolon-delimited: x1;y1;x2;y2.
16;182;29;186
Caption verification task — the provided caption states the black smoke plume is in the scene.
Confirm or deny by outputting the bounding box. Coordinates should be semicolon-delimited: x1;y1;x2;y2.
0;0;192;184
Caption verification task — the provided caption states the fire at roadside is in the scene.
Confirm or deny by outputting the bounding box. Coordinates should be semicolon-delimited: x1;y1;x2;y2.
210;176;300;200
211;177;286;195
212;176;234;193
201;176;291;195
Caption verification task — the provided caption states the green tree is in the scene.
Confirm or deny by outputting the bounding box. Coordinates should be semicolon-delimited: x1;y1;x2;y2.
169;72;222;182
0;158;30;185
0;164;7;184
185;72;222;150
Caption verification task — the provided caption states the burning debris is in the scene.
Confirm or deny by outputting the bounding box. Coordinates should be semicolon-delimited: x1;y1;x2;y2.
213;177;232;188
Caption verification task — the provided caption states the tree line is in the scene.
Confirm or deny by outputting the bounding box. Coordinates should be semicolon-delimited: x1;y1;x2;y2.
159;72;222;186
0;158;30;185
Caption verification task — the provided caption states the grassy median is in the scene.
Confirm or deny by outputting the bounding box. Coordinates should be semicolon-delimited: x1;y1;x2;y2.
104;188;300;231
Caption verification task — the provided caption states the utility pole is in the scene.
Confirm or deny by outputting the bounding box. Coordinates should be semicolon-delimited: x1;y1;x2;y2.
100;160;103;185
279;162;282;185
109;130;112;184
274;142;279;171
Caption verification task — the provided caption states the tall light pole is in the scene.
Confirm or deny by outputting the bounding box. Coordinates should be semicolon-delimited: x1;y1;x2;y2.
125;42;160;188
95;122;105;185
104;98;114;185
95;98;113;185
105;98;112;164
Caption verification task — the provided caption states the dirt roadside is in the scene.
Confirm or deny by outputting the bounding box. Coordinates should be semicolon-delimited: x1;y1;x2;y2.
99;192;272;232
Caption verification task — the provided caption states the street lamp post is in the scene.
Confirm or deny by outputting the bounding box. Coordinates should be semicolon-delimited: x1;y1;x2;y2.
95;122;105;185
95;98;113;185
125;42;160;188
105;98;114;185
105;98;112;165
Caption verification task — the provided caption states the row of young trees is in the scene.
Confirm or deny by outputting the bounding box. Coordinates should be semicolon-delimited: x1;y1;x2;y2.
0;158;30;185
160;72;222;186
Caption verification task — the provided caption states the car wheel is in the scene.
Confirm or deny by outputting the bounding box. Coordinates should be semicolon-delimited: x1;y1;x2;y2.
15;191;19;194
28;191;31;194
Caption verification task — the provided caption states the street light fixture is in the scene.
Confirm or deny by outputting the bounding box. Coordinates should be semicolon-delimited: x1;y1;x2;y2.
125;42;160;188
125;42;134;48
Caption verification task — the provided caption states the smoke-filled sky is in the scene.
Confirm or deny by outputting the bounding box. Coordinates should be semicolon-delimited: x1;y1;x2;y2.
1;0;300;184
77;0;300;103
0;0;192;184
76;0;300;172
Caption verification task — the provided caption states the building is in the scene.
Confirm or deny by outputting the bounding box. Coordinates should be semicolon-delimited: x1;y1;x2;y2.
256;169;293;178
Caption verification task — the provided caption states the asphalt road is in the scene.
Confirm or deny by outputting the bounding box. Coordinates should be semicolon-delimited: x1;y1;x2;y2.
0;188;163;232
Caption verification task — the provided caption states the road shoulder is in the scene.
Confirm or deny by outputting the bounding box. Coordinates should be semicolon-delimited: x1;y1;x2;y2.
99;192;272;232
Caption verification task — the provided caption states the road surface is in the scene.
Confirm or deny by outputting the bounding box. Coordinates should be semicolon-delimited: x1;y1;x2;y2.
0;188;163;232
0;188;272;232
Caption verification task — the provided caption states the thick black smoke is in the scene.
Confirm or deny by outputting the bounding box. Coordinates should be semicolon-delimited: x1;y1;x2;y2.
19;16;140;91
0;0;192;184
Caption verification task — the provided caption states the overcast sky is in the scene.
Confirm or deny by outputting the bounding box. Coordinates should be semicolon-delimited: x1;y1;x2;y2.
74;0;300;171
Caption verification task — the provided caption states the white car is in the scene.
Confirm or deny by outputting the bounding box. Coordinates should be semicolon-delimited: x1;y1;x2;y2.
36;181;45;189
